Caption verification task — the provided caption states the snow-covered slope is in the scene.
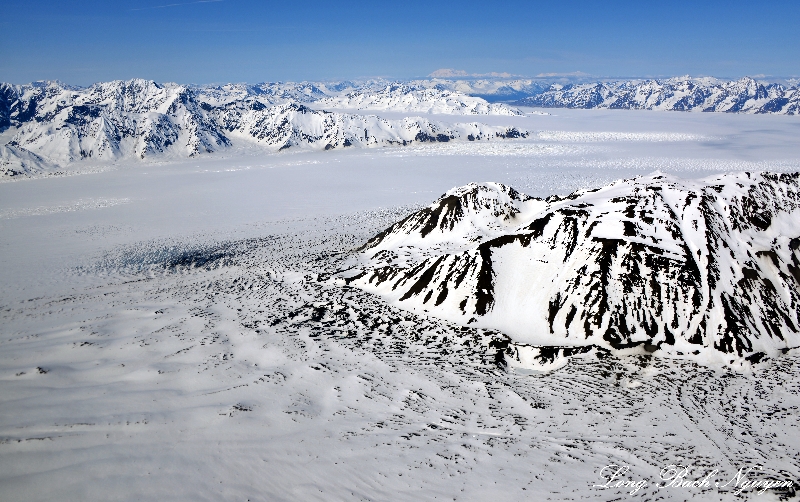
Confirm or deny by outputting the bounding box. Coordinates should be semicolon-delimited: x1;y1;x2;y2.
3;75;797;179
314;84;523;115
346;172;800;368
0;80;528;178
0;144;51;177
2;109;800;499
2;79;230;165
517;77;800;114
212;100;526;150
194;81;337;106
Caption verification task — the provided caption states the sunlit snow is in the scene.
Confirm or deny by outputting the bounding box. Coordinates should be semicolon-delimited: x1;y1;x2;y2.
1;108;799;500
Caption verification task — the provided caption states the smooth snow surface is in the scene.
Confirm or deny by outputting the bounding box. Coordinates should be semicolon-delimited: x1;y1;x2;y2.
1;109;799;500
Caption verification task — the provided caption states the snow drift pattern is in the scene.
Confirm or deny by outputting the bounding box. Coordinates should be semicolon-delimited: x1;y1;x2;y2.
516;77;800;114
345;172;800;368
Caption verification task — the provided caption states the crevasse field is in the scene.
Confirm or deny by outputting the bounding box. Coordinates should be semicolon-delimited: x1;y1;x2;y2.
2;108;800;501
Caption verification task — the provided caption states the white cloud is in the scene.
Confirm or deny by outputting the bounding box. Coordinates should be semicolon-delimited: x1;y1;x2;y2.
428;69;517;78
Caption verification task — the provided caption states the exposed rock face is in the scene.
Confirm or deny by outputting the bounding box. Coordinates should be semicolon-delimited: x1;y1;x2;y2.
516;77;800;114
345;172;800;368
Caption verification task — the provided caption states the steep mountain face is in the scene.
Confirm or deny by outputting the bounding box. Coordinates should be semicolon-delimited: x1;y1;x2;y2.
516;77;800;114
0;145;50;177
314;84;523;115
0;83;14;130
344;172;800;368
0;80;527;178
2;79;230;165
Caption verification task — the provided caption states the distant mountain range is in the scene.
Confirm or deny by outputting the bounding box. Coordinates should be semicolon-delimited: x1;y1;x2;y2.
1;75;798;179
0;79;525;178
313;83;521;115
345;172;800;369
513;76;800;114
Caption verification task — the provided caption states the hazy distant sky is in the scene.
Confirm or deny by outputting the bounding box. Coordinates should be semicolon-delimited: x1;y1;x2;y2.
1;0;797;85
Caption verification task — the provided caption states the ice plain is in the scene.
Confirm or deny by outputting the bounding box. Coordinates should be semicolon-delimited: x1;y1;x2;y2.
1;108;800;500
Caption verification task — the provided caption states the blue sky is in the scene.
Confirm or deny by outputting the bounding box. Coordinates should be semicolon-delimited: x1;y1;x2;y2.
1;0;797;85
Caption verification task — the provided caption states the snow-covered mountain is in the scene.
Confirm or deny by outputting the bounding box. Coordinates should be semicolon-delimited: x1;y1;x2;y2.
4;75;797;179
0;79;526;178
314;83;523;115
2;79;230;167
516;76;800;114
345;172;800;369
194;81;344;106
211;100;525;150
0;145;51;177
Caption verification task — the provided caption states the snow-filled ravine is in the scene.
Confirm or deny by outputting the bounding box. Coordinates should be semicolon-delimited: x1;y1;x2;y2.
1;109;799;500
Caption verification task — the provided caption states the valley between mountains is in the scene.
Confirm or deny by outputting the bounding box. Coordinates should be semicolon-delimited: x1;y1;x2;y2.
2;75;798;179
1;97;799;499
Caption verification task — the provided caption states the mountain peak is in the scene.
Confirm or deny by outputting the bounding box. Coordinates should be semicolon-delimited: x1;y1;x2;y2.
347;172;800;369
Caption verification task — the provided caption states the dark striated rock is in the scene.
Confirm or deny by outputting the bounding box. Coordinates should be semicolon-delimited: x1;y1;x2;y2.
346;173;800;368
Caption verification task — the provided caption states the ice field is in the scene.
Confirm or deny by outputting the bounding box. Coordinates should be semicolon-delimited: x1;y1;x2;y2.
1;108;800;500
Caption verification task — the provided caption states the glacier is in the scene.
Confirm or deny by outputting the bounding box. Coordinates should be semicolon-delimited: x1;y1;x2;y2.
1;103;799;500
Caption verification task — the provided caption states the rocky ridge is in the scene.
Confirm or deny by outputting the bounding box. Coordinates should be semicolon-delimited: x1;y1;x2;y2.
515;76;800;114
0;79;526;178
344;172;800;369
314;83;523;115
